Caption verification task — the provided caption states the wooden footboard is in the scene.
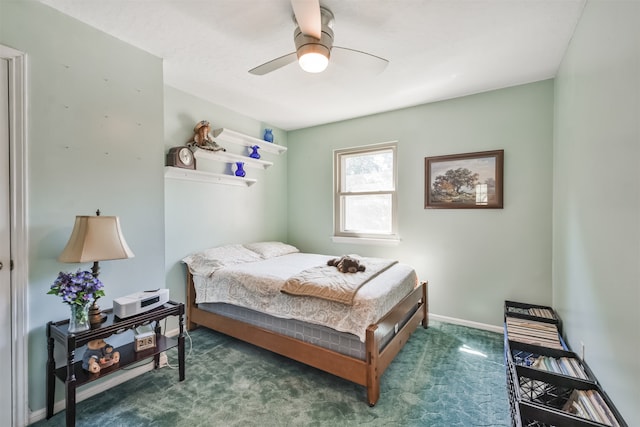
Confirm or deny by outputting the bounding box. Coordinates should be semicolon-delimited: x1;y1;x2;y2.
186;271;428;406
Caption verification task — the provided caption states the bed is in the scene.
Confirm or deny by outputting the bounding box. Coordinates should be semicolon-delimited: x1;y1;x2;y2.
183;242;428;406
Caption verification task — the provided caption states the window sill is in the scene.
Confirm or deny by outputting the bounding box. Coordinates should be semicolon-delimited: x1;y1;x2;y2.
331;236;401;246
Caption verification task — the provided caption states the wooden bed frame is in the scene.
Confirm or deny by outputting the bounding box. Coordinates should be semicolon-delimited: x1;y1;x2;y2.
186;272;428;406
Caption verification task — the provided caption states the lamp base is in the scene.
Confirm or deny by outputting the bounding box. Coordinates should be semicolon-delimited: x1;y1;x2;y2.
89;301;107;327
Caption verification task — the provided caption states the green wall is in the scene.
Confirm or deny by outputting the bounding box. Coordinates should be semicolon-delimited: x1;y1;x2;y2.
1;0;165;413
163;85;289;306
287;81;555;327
553;1;640;423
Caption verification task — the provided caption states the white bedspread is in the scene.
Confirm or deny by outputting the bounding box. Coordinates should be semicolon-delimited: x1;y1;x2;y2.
282;256;398;305
191;253;418;342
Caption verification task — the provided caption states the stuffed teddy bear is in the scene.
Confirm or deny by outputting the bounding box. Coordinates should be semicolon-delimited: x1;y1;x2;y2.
327;255;366;273
82;339;120;373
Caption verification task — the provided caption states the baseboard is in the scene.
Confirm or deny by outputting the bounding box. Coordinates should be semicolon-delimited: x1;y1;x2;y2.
165;327;180;337
429;313;503;334
28;354;168;425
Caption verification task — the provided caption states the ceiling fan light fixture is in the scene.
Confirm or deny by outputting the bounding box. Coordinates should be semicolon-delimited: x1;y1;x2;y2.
248;5;387;76
297;44;329;73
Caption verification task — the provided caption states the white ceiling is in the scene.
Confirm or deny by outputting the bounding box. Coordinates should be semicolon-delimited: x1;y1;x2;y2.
39;0;585;130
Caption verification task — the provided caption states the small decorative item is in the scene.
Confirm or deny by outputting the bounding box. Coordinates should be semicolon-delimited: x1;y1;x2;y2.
425;149;504;209
82;338;120;373
48;270;104;333
166;146;196;169
234;161;246;177
249;145;261;159
187;120;226;152
134;325;156;352
263;128;274;143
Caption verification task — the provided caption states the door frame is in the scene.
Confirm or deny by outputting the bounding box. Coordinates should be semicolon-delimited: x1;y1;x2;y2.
1;44;29;427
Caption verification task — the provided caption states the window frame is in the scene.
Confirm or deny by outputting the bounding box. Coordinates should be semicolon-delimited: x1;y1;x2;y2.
333;141;399;241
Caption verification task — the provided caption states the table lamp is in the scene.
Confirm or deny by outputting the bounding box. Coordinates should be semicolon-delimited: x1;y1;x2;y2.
58;209;134;327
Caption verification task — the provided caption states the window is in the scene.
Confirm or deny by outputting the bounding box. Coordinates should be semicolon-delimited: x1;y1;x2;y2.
334;142;398;241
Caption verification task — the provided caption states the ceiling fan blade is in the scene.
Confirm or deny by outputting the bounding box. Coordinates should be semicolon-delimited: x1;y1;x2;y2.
249;52;297;75
291;0;321;39
331;47;389;75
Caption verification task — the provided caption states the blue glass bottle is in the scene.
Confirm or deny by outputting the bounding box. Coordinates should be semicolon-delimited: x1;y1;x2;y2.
234;162;246;177
263;129;274;143
249;145;260;159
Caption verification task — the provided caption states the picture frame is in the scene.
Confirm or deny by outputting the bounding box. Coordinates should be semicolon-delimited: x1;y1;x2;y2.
424;149;504;209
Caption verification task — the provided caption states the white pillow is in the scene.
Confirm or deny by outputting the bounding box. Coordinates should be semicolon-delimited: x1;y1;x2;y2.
243;242;300;259
182;244;263;276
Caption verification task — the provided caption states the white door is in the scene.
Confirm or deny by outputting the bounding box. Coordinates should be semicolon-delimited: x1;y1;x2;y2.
0;57;12;427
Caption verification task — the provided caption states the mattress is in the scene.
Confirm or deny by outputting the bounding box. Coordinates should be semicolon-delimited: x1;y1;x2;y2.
199;302;367;359
198;300;420;360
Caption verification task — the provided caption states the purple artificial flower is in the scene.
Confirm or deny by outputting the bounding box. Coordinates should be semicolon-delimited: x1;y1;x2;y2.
47;269;105;306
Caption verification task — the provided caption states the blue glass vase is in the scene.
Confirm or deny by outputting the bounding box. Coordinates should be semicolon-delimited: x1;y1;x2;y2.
263;129;274;143
234;162;246;177
249;145;260;159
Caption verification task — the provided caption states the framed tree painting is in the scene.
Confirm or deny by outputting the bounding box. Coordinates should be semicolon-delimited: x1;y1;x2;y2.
424;149;504;209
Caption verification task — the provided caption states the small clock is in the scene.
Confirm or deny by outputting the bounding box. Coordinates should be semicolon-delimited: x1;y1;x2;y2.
166;146;196;169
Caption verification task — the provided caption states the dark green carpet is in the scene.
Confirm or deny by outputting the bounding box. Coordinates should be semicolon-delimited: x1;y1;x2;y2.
34;320;510;426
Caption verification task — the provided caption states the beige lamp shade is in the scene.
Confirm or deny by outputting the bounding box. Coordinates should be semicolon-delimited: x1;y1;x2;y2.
58;215;135;263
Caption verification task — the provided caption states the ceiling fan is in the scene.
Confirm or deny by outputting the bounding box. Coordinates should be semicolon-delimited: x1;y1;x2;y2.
249;0;389;75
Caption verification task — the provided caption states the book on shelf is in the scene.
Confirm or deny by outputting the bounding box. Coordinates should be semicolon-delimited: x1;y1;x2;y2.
506;317;563;349
507;306;530;315
556;357;570;376
529;355;589;380
506;305;556;320
590;390;621;427
563;389;620;427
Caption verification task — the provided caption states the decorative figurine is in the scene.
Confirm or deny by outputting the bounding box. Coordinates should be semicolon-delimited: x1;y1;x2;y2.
187;120;226;152
249;145;261;159
263;129;274;143
82;339;120;373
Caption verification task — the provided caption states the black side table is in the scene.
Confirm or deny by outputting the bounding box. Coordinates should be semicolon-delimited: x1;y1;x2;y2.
46;301;185;427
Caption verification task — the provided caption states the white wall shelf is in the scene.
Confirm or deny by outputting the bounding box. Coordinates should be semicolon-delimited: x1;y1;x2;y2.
165;127;282;187
193;148;273;170
164;166;256;187
212;128;287;155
